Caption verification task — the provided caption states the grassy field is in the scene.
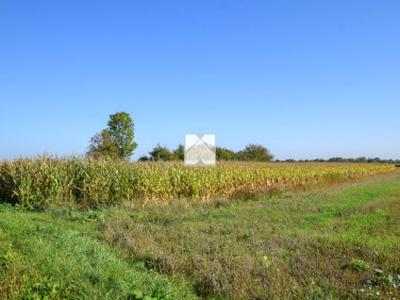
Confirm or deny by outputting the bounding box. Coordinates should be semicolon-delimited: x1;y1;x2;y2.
0;166;399;298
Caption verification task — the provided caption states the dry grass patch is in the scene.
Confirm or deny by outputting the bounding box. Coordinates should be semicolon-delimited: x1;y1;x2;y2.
100;171;400;298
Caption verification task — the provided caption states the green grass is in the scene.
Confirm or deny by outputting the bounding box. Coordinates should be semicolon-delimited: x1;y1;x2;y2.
0;205;197;299
1;171;400;298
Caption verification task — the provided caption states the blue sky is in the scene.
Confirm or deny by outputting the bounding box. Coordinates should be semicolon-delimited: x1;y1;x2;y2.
1;1;399;161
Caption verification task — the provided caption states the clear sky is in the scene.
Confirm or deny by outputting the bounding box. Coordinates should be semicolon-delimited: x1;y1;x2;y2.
1;1;399;161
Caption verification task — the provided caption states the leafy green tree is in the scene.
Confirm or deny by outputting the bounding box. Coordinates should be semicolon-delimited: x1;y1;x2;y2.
86;130;119;159
241;144;274;162
171;144;184;161
216;147;235;161
234;150;246;161
107;112;138;160
149;144;172;161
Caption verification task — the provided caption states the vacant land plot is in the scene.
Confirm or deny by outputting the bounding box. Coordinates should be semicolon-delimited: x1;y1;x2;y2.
1;168;399;298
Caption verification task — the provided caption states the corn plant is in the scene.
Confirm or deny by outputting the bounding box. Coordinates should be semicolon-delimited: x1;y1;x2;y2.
0;155;396;208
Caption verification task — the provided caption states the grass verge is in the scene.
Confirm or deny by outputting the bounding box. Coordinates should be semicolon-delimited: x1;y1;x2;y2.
0;205;197;299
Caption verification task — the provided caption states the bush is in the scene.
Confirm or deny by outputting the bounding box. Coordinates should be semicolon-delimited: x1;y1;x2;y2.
148;144;172;161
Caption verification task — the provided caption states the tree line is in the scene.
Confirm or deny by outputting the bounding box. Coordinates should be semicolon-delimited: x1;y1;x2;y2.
86;112;274;162
276;157;400;164
139;143;274;162
86;111;398;164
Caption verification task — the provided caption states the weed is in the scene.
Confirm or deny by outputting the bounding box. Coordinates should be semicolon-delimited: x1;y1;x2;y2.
344;259;370;271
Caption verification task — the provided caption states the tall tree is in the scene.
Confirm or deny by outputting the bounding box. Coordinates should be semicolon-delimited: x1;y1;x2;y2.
106;112;138;160
86;130;119;159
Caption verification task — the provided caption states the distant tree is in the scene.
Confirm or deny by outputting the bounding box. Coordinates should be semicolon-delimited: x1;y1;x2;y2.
355;157;367;163
283;157;400;164
242;144;274;162
367;157;380;163
138;155;150;162
171;144;184;161
328;157;345;162
149;144;172;161
216;147;235;161
313;158;324;162
285;158;296;162
234;150;246;161
86;130;119;159
107;112;137;160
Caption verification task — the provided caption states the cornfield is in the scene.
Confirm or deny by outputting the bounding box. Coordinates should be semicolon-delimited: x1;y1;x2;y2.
0;156;396;208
